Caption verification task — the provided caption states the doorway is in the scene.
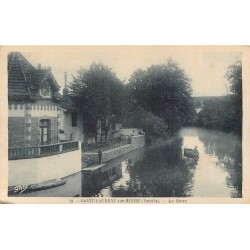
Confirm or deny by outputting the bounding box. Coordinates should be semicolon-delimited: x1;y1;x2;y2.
40;119;50;145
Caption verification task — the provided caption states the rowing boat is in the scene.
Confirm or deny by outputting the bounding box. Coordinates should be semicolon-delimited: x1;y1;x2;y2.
184;148;199;159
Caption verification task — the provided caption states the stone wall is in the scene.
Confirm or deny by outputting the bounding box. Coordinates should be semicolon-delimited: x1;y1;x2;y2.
131;135;146;150
9;101;59;148
82;134;146;168
82;153;99;168
102;144;133;162
8;102;26;148
51;117;58;144
8;117;25;148
120;128;143;136
100;135;145;164
30;117;39;146
120;128;142;136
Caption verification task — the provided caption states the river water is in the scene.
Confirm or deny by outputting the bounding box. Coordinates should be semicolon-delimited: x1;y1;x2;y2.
19;127;242;198
81;127;242;198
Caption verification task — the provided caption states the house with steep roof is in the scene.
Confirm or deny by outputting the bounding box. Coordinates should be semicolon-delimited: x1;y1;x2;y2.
8;52;82;190
8;52;61;148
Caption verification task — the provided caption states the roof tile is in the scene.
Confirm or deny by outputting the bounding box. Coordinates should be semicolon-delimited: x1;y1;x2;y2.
8;52;60;102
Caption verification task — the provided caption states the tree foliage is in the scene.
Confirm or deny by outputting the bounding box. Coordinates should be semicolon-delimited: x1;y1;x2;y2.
126;59;196;135
67;59;197;144
197;60;242;136
122;107;168;144
196;97;235;132
226;60;242;135
68;62;125;142
226;61;242;96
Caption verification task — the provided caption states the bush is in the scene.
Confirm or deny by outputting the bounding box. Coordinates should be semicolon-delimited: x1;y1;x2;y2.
122;107;168;144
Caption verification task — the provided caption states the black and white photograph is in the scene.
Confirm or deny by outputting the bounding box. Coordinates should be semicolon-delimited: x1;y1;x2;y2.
1;46;245;201
1;3;250;250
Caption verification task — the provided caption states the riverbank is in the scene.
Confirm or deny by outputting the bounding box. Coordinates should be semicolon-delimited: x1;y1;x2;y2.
82;134;145;168
9;127;242;197
8;135;145;195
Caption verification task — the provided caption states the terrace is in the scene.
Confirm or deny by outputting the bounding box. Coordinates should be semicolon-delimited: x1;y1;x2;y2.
8;141;79;160
8;141;82;186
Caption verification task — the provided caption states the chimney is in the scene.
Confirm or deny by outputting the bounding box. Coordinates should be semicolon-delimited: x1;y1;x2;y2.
38;63;41;69
64;72;67;88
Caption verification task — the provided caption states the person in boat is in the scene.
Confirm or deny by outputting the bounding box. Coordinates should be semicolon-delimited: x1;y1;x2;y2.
193;146;199;164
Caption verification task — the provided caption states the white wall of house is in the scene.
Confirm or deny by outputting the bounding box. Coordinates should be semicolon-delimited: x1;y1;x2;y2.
120;128;141;136
8;103;25;117
30;103;58;117
59;109;84;142
8;144;82;186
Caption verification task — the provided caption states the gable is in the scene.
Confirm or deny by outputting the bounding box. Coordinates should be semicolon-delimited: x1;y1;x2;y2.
8;52;61;102
8;52;33;101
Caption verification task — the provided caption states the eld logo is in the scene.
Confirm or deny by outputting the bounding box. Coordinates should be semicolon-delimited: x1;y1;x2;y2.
14;184;28;194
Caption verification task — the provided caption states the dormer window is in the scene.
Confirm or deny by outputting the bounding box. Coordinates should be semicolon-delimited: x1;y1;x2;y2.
41;82;51;98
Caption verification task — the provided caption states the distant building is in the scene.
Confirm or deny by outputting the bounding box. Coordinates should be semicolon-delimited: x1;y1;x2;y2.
59;76;122;146
59;78;85;143
8;52;61;148
193;96;226;113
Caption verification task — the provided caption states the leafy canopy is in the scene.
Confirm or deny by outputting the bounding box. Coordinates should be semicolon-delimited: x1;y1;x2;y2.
126;59;196;135
68;62;125;137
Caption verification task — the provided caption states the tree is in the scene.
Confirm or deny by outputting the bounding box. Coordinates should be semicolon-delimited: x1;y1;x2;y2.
122;107;168;144
196;97;235;132
69;63;125;143
126;59;196;136
226;60;242;135
226;60;242;96
197;60;242;136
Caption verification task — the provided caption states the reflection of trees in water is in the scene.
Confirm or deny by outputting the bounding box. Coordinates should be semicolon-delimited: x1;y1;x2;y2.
82;164;123;197
81;129;242;198
82;147;146;197
198;129;242;197
112;137;195;197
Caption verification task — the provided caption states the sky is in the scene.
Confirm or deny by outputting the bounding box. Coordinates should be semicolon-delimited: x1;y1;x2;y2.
10;46;241;97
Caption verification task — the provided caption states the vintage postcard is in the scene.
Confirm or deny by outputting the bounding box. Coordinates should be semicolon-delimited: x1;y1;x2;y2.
0;46;249;204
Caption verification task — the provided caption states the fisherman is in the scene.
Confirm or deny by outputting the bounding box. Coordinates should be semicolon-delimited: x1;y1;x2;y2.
98;149;103;164
192;146;199;164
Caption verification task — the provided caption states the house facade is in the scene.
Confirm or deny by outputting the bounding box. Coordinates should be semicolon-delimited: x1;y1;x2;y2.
8;52;61;149
8;52;82;189
58;81;86;143
59;108;85;142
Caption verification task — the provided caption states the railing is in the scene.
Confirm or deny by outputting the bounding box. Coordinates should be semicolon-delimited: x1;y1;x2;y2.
62;141;79;152
86;138;131;152
9;141;79;160
40;144;60;155
9;147;41;159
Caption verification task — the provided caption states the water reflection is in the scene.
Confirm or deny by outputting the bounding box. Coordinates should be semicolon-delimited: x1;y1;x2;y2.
195;129;242;197
82;147;146;197
111;137;195;197
82;127;242;198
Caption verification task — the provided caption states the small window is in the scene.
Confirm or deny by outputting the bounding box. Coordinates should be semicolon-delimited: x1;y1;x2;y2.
72;112;77;127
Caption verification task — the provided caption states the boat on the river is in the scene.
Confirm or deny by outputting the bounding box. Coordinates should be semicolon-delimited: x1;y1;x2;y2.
184;148;199;159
